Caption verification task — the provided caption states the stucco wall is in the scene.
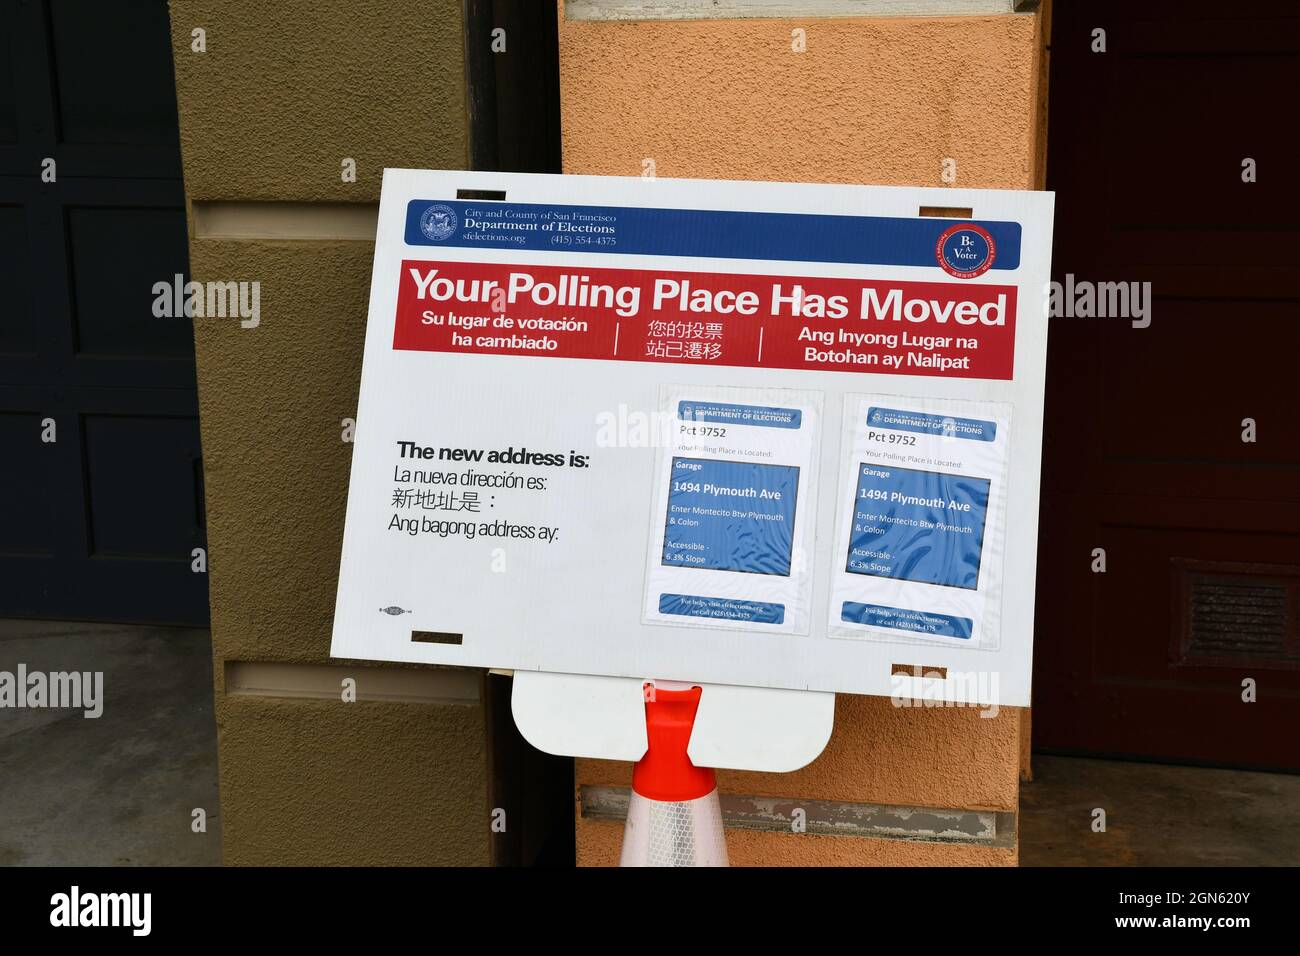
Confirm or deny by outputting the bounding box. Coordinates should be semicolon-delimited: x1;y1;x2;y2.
558;3;1048;865
558;7;1042;188
171;2;468;203
168;0;492;865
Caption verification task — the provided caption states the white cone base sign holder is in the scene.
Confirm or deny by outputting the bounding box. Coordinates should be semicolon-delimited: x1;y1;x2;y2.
512;671;834;771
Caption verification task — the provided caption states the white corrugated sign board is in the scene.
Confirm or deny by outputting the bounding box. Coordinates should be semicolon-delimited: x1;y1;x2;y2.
332;169;1053;707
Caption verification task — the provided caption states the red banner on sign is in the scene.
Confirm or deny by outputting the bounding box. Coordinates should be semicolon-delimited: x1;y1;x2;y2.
393;259;1016;380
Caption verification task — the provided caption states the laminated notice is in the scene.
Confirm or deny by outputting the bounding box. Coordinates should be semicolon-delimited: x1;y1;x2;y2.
644;385;822;635
828;395;1011;648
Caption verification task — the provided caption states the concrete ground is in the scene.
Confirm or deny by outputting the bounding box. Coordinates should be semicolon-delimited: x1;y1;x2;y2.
0;619;221;866
1020;754;1300;866
3;618;1297;866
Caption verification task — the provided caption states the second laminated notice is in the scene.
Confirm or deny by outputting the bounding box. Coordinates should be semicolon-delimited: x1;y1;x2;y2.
828;394;1012;649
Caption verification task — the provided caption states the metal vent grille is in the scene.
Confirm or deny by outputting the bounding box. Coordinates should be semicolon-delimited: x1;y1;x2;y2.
1175;560;1300;667
1187;577;1287;658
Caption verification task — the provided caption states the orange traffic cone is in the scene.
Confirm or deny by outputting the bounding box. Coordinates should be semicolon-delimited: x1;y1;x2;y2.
619;684;728;867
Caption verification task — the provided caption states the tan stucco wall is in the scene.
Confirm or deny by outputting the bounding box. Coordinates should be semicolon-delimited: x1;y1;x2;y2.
558;4;1048;865
171;2;467;203
168;1;492;865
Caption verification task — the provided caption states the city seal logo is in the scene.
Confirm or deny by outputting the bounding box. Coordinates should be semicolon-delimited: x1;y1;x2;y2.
935;223;995;279
419;203;458;241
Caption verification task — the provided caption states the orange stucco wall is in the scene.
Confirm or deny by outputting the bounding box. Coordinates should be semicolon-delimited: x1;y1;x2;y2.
558;8;1044;188
557;3;1049;865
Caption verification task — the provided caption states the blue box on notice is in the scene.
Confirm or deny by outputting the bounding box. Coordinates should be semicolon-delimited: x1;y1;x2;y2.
659;593;785;625
663;457;799;576
678;401;802;429
841;601;972;639
866;406;996;442
847;463;989;590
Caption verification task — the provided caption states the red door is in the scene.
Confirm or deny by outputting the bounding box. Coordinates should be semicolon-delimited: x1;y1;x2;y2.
1033;0;1300;769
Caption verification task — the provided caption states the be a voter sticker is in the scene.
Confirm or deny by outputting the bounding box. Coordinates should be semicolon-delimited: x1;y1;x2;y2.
936;223;996;279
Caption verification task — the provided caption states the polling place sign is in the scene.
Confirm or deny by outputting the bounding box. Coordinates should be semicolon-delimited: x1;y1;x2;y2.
331;170;1053;706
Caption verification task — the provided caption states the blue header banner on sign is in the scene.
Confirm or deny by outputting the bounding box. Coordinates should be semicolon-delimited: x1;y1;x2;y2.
404;199;1022;271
